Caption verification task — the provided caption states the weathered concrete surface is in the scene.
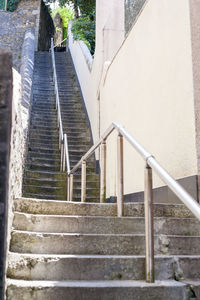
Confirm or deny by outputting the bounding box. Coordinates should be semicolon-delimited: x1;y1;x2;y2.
10;230;200;255
0;49;12;300
12;213;200;236
6;279;190;300
125;0;147;35
7;253;175;281
14;198;194;218
8;254;200;282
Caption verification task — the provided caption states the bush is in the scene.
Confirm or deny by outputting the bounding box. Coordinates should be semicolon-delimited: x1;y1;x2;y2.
71;11;95;55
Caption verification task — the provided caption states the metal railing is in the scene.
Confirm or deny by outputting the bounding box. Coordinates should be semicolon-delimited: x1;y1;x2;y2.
50;38;71;200
66;121;200;283
53;37;68;51
50;37;200;284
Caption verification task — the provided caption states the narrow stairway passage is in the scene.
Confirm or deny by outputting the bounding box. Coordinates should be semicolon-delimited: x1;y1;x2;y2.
22;51;99;201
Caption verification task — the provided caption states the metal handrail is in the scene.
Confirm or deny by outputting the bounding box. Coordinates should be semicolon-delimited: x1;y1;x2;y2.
67;120;200;283
51;37;200;284
69;121;200;220
53;38;68;49
50;38;71;195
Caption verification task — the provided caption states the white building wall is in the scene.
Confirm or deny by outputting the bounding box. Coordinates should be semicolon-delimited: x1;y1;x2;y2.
68;0;198;198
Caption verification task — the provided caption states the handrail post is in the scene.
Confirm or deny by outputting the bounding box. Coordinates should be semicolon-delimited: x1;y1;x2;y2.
144;164;154;283
61;141;65;172
81;160;87;202
100;140;106;202
70;174;74;201
67;175;70;201
117;134;124;217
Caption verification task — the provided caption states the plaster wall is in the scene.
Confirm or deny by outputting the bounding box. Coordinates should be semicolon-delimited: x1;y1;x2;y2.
100;0;197;196
189;0;200;174
69;0;198;199
68;0;125;145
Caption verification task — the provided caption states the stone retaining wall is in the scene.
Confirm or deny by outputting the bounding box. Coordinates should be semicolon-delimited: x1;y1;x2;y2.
0;49;13;300
0;0;40;72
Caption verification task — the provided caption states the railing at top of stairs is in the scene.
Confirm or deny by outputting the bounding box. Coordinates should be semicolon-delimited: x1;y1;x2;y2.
50;37;200;285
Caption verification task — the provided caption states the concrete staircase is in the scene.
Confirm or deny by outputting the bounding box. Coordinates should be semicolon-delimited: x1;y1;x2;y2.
22;51;99;201
5;51;200;299
6;198;200;299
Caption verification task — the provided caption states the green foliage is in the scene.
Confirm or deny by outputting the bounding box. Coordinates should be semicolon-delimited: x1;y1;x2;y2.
51;6;74;39
7;0;20;11
71;11;95;54
56;0;95;18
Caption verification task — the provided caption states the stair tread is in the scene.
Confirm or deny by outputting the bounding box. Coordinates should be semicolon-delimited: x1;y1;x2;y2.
7;278;186;288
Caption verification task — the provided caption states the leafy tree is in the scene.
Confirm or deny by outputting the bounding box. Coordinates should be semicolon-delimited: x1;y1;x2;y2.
71;9;95;54
57;0;95;18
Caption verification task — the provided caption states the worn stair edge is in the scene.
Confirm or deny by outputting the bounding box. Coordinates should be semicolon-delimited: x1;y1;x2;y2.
10;231;200;255
6;279;189;300
7;253;176;281
12;213;200;235
14;198;193;217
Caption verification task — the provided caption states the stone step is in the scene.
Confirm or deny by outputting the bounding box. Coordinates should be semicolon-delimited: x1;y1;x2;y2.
10;231;200;255
24;170;97;181
32;103;83;109
7;253;200;282
6;279;189;300
23;185;66;195
25;164;60;172
26;146;60;154
27;157;60;165
7;252;175;281
30;120;88;128
23;178;99;188
23;185;98;198
27;143;91;151
12;213;200;236
14;198;193;218
31;113;87;121
22;193;98;202
27;147;91;157
23;177;65;187
29;131;90;140
25;162;95;172
29;136;91;144
22;192;67;200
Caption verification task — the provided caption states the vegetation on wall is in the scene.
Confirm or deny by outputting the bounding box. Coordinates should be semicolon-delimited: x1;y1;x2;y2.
49;0;96;54
58;0;95;19
51;6;74;39
6;0;20;11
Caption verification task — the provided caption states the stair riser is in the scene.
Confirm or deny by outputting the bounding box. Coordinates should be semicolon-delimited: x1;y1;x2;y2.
10;232;200;255
6;283;189;300
23;178;99;189
22;193;66;200
7;253;174;281
14;199;193;218
12;214;200;236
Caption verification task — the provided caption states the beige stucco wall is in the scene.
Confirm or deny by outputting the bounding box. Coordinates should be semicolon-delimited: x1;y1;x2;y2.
69;0;198;198
100;0;197;196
